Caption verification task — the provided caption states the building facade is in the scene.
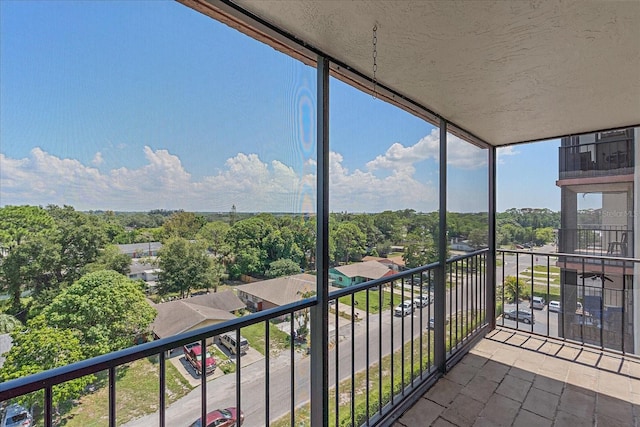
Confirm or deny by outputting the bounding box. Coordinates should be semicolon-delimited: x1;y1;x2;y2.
557;127;638;352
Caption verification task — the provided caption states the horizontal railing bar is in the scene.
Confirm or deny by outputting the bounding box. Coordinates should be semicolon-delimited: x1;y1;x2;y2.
0;250;487;404
498;249;639;263
328;249;487;300
0;297;314;400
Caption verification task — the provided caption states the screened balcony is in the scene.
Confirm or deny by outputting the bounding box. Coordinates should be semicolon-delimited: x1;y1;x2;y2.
1;1;639;427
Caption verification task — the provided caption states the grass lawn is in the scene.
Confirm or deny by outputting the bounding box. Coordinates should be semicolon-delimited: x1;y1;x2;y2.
532;284;561;300
519;271;561;285
241;321;291;356
338;289;404;314
62;356;192;427
532;265;561;273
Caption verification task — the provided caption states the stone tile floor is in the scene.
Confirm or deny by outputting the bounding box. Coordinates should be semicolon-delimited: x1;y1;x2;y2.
396;328;640;426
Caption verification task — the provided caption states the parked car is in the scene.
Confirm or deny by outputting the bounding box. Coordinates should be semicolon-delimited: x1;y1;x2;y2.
394;300;414;316
414;294;432;308
503;309;534;324
183;343;216;376
219;332;249;355
1;404;33;427
188;407;244;427
530;296;545;310
428;317;449;329
548;300;561;312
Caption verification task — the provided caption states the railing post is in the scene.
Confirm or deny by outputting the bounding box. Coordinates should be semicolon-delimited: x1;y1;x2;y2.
487;145;496;329
310;54;329;426
435;119;447;373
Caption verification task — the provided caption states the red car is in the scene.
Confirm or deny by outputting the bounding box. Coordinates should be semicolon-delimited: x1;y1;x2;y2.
188;407;244;427
183;342;216;376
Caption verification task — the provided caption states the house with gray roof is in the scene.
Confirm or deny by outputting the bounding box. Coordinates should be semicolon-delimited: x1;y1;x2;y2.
236;273;338;312
149;290;244;341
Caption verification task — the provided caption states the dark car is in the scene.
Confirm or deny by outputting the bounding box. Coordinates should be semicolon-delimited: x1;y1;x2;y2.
189;407;244;427
503;309;534;324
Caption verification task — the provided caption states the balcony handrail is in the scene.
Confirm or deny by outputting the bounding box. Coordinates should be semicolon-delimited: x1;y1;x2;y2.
498;248;640;263
0;297;314;401
0;251;486;403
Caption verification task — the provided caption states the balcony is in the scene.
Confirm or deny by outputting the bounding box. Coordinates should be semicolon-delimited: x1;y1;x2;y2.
2;250;638;426
559;138;634;180
558;227;634;259
397;328;640;426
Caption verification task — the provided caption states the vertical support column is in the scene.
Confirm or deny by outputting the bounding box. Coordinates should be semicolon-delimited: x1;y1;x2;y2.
633;127;639;353
487;146;497;329
559;188;578;340
310;55;329;426
435;119;447;373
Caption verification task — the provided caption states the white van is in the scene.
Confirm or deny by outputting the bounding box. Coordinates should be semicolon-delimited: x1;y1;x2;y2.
530;296;545;310
219;332;249;355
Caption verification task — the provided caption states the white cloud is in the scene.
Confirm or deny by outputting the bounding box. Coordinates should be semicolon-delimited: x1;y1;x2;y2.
92;152;104;166
329;151;437;212
366;128;517;171
1;130;507;212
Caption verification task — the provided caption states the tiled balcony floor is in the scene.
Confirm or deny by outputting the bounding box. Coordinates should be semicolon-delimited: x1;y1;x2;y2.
396;328;640;427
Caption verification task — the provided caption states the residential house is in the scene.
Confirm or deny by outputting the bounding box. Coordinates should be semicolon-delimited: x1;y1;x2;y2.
150;290;244;341
329;260;395;288
236;273;338;312
117;242;163;258
361;255;405;271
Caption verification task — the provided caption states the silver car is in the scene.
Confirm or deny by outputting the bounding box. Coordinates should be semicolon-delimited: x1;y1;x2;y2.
503;309;534;324
1;404;32;427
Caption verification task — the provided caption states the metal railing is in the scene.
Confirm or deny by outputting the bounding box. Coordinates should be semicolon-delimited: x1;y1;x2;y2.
497;249;638;355
0;251;489;427
558;138;634;179
558;227;634;258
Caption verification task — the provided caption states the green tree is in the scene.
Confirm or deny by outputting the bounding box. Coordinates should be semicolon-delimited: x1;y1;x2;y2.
197;221;230;256
333;221;366;264
502;275;530;303
43;270;157;358
373;211;403;243
226;217;271;277
157;237;222;297
266;258;302;278
83;244;131;275
46;205;107;286
0;205;56;248
468;227;488;248
534;227;555;245
0;206;58;314
162;211;205;240
0;234;61;316
0;316;94;413
0;313;22;333
403;232;437;268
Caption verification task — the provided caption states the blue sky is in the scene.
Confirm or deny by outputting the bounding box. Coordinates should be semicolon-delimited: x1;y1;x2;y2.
0;1;565;213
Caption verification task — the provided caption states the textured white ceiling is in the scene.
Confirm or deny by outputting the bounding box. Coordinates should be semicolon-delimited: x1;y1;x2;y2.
195;0;640;146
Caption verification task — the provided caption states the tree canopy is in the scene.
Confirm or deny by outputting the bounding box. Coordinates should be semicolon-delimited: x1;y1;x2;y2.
0;316;94;411
43;270;157;358
157;237;223;297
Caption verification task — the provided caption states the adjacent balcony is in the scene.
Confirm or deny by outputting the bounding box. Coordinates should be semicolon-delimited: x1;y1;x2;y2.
559;138;634;180
558;227;634;259
1;249;638;426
